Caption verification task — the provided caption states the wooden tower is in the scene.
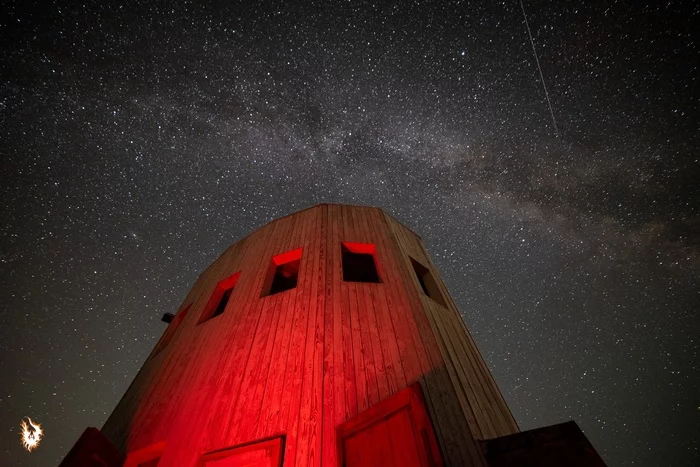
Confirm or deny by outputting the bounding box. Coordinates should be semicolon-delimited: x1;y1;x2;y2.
62;204;605;466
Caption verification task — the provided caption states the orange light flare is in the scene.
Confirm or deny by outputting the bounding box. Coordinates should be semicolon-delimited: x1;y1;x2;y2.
20;417;43;452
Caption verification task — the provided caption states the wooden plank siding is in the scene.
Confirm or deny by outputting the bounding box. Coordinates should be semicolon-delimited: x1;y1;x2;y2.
101;204;518;467
382;212;519;438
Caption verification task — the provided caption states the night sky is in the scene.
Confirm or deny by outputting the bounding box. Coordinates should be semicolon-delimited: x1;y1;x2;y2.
1;1;698;465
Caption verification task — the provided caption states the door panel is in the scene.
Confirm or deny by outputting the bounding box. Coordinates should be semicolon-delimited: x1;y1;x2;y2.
387;408;421;465
338;383;442;467
200;436;284;467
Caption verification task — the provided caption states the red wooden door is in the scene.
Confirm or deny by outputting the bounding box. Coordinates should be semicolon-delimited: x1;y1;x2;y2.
200;436;284;467
338;383;443;467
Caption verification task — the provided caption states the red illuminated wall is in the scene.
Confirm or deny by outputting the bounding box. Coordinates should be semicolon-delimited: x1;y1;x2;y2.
101;204;518;466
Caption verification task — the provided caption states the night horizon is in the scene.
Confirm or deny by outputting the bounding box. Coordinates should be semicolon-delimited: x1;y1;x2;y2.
1;1;698;466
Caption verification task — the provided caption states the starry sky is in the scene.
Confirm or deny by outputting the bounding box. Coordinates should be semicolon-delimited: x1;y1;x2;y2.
1;1;698;465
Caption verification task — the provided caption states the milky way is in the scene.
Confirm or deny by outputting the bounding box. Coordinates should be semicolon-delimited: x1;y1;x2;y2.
1;1;698;465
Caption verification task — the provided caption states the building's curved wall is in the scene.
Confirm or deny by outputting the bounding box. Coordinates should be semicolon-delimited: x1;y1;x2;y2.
102;204;518;466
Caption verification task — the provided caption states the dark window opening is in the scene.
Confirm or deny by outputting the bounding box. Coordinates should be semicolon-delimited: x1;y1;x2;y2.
410;258;447;307
270;261;299;294
212;287;233;318
199;272;240;323
342;242;380;283
416;273;430;296
264;248;302;296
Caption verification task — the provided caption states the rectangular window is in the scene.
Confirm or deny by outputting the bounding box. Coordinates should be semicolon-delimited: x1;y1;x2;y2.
199;272;241;323
263;248;302;296
341;242;380;283
213;287;233;318
410;258;447;307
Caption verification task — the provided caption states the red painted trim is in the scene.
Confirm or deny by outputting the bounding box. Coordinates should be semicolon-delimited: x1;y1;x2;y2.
217;272;241;292
341;242;376;255
272;247;303;266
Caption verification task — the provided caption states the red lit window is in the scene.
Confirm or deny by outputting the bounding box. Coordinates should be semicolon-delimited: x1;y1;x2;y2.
341;242;381;283
153;304;191;356
199;436;285;467
199;272;241;323
263;248;302;296
410;258;447;307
